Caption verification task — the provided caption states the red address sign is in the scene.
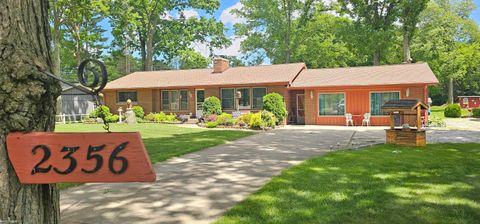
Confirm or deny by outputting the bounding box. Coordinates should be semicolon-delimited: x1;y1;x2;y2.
6;132;156;184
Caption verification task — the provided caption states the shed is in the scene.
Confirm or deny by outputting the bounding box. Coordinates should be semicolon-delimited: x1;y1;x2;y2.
458;96;480;109
57;84;96;120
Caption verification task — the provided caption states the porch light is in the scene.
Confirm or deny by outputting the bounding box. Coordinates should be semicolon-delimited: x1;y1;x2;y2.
406;88;410;97
310;90;314;99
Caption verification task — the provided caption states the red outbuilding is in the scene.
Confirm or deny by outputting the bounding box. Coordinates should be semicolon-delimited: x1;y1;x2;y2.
459;96;480;109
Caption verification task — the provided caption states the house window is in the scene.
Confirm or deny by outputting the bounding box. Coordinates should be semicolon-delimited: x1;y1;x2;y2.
237;88;251;109
463;98;468;105
221;88;235;110
161;90;188;111
370;92;400;115
252;88;267;109
117;91;137;103
319;93;345;116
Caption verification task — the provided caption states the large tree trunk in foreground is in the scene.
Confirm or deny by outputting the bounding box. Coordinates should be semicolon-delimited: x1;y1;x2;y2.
0;0;61;223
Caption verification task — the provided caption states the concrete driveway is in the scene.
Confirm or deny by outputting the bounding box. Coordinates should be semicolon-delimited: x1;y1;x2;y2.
60;126;479;224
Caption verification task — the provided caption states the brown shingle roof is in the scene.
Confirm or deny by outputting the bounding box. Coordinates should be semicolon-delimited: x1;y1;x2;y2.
290;63;439;88
104;63;306;90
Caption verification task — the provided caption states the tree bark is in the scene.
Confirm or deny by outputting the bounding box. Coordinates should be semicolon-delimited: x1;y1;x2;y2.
448;77;454;104
52;4;62;75
373;48;381;66
0;0;61;223
145;27;154;71
403;32;412;63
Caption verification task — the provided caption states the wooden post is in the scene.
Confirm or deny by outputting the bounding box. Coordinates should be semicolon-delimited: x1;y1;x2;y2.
389;113;395;129
416;106;421;130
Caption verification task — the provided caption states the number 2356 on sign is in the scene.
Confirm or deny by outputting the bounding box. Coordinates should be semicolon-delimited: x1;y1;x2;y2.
6;132;156;184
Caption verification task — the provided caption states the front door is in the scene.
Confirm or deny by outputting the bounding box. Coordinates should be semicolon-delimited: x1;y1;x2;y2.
195;89;205;118
296;94;305;124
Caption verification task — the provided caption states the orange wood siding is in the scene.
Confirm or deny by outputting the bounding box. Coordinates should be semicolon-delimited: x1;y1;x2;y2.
304;84;427;126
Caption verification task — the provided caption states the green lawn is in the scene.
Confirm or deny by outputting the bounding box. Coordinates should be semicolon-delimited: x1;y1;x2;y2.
216;144;480;224
55;123;255;189
430;105;470;119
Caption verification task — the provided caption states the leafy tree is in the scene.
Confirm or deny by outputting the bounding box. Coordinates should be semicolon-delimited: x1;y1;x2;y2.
337;0;401;65
399;0;429;63
109;0;229;71
412;0;480;104
233;0;320;64
171;50;210;69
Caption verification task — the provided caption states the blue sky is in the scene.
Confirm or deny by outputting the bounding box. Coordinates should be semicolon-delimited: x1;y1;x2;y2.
101;0;480;60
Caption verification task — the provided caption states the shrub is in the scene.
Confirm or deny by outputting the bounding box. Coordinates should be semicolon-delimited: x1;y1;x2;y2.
249;113;263;129
90;105;112;120
132;106;145;118
263;93;287;124
105;115;119;123
428;115;446;127
216;113;234;126
89;110;98;118
205;121;218;128
444;104;461;118
261;110;277;128
144;112;178;122
236;113;253;127
472;108;480;118
202;96;222;116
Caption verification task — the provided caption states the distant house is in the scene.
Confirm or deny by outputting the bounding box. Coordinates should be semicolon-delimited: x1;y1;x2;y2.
102;58;439;126
459;96;480;109
57;84;96;119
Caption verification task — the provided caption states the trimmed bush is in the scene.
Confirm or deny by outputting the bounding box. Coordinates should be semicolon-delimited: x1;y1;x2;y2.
263;93;287;124
90;105;112;120
206;121;219;128
132;106;145;118
217;113;234;126
472;108;480;118
202;96;222;116
236;113;252;127
105;115;119;123
144;112;178;122
261;110;277;128
444;104;461;118
249;113;263;129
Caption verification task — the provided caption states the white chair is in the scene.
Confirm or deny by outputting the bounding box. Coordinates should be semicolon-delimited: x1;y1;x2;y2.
362;113;371;126
345;113;354;126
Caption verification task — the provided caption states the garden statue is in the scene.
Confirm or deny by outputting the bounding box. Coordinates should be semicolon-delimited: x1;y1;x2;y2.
118;107;123;123
124;99;137;124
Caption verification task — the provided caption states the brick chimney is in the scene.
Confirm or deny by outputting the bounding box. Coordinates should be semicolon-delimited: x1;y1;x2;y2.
213;57;229;73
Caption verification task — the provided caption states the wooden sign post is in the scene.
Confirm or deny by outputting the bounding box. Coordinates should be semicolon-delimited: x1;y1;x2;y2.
6;132;156;184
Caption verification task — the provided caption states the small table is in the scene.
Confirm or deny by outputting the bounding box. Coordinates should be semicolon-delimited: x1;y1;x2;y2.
352;114;363;126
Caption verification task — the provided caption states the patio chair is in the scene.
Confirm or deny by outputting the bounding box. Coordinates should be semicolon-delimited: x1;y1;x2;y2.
345;113;354;126
362;113;371;126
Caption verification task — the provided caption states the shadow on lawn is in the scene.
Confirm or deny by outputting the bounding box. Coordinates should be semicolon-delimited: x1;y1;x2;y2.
219;143;480;224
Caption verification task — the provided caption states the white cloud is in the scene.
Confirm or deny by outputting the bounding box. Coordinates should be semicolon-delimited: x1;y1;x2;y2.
181;9;199;19
192;36;245;58
220;2;246;25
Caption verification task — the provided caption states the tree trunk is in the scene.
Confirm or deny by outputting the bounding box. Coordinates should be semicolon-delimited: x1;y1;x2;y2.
145;28;154;71
448;77;454;104
403;32;412;63
73;24;82;66
52;7;62;75
138;28;147;71
0;0;61;223
373;48;381;66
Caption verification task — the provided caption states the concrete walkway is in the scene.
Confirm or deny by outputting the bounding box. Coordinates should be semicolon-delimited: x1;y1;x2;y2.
60;127;479;224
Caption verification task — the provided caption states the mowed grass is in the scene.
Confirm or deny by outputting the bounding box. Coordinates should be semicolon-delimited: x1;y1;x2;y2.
216;143;480;224
431;105;470;119
55;123;255;189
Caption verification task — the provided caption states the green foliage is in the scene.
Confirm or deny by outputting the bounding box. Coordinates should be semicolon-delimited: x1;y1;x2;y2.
236;113;253;127
263;93;287;124
444;104;462;118
205;121;219;128
428;115;446;127
248;113;264;129
144;112;178;122
202;97;222;116
90;105;112;120
105;115;119;123
176;50;210;69
132;106;145;118
216;113;235;126
261;110;276;128
472;108;480;118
